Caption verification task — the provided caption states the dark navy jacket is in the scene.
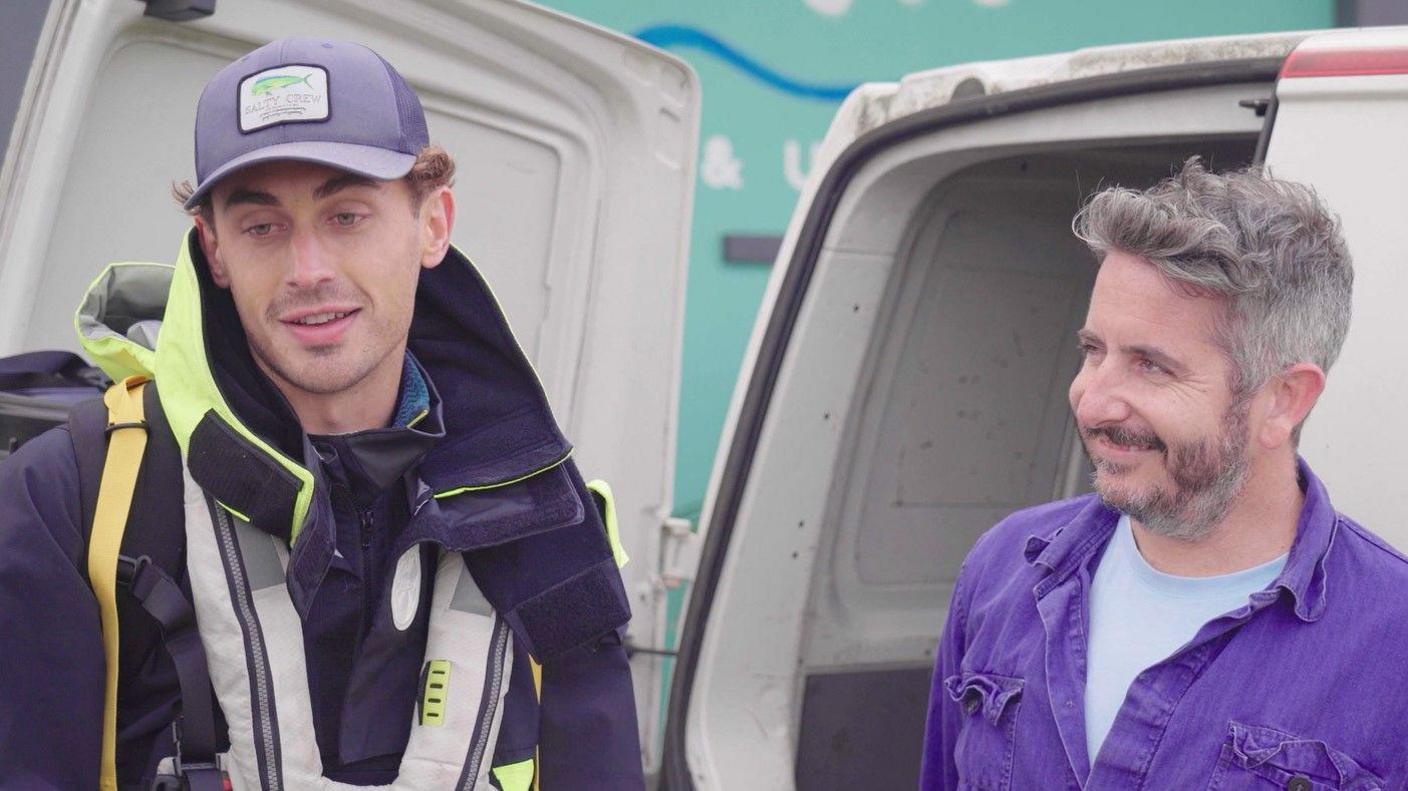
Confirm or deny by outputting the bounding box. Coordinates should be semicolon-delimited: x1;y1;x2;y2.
0;239;644;789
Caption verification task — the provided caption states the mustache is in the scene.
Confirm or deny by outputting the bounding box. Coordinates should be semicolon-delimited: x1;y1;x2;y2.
1084;424;1166;453
265;284;365;319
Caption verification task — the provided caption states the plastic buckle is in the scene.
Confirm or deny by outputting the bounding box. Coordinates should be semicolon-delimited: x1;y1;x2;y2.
105;419;148;436
175;762;229;791
170;721;230;791
151;766;229;791
115;554;153;590
149;773;184;791
152;768;230;791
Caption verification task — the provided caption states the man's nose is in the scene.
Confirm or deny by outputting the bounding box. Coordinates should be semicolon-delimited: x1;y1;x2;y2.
287;226;335;288
1073;359;1132;428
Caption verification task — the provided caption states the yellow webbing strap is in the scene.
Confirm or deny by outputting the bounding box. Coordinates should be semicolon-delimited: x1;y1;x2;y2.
87;376;149;791
532;658;543;791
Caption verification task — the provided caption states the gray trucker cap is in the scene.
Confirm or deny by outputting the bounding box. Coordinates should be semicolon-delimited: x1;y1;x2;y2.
184;37;429;210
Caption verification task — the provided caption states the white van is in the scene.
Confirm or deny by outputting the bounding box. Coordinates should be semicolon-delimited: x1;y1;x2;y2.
661;25;1408;791
4;3;1408;789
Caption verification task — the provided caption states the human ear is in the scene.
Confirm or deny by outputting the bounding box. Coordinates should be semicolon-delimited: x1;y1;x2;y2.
195;214;231;288
419;187;455;270
1257;363;1327;450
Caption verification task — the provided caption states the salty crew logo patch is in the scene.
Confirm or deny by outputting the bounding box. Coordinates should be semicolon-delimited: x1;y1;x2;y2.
238;65;329;132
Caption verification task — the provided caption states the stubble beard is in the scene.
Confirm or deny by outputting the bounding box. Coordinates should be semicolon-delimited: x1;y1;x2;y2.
248;330;384;396
243;280;400;397
1086;400;1252;542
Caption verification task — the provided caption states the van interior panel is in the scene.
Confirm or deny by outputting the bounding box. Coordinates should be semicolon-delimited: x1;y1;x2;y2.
792;667;932;790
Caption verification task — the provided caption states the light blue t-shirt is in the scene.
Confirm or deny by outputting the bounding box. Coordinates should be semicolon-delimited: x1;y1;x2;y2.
1083;514;1287;763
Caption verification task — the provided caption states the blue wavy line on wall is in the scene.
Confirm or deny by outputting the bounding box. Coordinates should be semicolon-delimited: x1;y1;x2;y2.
634;24;859;102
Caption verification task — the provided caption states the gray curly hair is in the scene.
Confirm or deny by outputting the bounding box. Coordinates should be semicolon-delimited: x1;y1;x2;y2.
1073;158;1353;400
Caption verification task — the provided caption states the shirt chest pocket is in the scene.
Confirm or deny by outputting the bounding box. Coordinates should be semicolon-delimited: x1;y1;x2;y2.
944;671;1024;791
1206;721;1385;791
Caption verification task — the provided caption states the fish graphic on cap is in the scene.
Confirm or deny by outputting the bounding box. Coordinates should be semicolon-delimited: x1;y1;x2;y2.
249;73;312;96
186;38;427;209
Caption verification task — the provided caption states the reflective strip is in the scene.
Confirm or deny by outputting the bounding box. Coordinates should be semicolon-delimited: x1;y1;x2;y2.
89;377;149;791
433;452;573;499
585;479;629;568
232;510;285;592
421;660;452;727
217;500;252;524
451;567;494;616
491;759;535;791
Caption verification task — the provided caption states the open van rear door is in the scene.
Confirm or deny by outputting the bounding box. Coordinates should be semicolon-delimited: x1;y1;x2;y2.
0;0;698;760
664;34;1305;790
1259;27;1408;549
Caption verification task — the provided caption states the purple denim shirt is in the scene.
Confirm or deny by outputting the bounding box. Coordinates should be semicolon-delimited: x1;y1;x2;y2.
921;459;1408;789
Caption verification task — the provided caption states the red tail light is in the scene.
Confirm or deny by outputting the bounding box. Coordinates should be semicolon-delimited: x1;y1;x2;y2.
1282;46;1408;78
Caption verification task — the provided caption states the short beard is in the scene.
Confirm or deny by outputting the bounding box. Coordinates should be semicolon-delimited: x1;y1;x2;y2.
1085;399;1251;542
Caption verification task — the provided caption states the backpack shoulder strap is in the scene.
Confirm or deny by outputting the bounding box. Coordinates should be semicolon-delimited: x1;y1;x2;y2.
87;376;150;791
74;380;214;788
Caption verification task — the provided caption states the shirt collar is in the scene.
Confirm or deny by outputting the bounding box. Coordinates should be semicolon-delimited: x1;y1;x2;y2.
1272;457;1335;622
392;350;432;428
1023;496;1119;582
1022;457;1336;622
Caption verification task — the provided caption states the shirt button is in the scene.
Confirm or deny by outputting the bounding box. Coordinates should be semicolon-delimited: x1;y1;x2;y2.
1286;777;1311;791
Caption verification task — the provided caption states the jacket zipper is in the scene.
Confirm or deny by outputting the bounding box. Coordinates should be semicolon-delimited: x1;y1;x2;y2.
213;505;282;789
357;505;376;641
460;617;511;789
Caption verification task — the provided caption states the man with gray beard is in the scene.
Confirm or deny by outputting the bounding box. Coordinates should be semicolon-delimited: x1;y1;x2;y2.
920;159;1408;789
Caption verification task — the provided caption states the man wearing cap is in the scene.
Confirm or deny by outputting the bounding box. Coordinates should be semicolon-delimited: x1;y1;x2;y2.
0;39;643;790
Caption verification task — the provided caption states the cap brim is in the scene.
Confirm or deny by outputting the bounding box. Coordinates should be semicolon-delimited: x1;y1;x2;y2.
183;141;416;210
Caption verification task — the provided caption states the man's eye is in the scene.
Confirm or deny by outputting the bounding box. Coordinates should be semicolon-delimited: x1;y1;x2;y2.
1137;358;1167;375
1077;342;1100;356
245;223;275;237
332;212;360;227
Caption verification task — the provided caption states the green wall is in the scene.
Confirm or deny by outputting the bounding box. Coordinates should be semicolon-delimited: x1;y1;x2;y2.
541;0;1336;525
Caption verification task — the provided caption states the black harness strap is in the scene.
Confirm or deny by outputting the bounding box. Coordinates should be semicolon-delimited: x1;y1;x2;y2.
117;554;227;791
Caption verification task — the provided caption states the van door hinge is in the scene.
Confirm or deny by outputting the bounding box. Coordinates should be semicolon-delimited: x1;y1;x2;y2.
659;516;700;589
139;0;215;22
